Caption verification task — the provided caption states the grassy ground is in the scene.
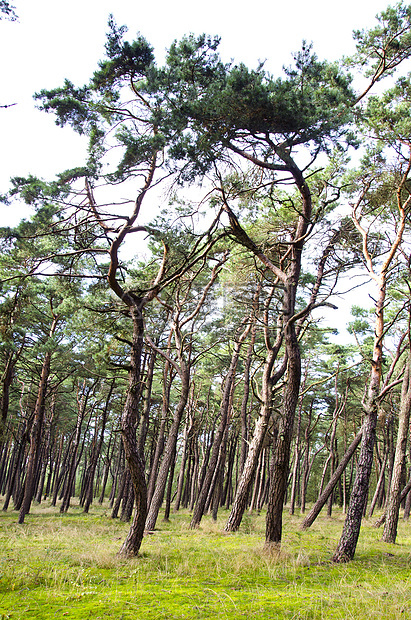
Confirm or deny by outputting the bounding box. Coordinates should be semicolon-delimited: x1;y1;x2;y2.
1;499;411;619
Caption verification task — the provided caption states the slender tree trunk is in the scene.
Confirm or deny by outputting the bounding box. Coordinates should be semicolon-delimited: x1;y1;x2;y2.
112;468;129;519
0;337;25;448
290;382;306;515
224;395;272;531
382;352;411;543
18;314;59;524
333;276;385;562
301;429;363;529
3;423;29;512
109;440;124;508
368;451;388;518
239;320;257;474
146;352;173;508
0;438;11;492
60;381;96;513
83;379;113;513
249;449;264;512
120;480;135;522
225;289;284;532
174;413;193;512
223;432;238;509
265;318;301;548
332;406;378;562
333;160;409;561
163;443;177;522
118;304;148;557
145;362;190;531
51;434;71;506
137;350;157;457
191;321;250;528
36;394;56;503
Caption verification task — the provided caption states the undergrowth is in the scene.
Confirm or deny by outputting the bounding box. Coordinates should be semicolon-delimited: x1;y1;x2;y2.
1;499;411;619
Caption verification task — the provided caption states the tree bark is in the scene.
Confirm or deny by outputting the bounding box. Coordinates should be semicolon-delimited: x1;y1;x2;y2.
382;352;411;543
332;276;385;561
265;318;301;547
118;304;148;557
60;381;96;513
191;320;250;528
83;379;113;513
145;360;190;531
225;287;284;532
301;428;363;529
18;314;59;524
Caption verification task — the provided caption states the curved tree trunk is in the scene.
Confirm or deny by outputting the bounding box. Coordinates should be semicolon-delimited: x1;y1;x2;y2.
224;391;272;531
118;304;148;558
332;154;409;562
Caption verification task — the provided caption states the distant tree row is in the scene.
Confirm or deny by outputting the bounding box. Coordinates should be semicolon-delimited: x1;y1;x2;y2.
1;1;411;562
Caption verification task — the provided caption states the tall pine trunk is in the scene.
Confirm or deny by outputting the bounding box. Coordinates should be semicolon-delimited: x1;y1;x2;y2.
18;314;59;524
383;352;411;543
265;318;301;547
118;304;148;557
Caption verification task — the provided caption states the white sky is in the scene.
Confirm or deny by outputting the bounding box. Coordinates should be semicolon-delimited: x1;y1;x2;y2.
0;0;395;341
0;0;392;205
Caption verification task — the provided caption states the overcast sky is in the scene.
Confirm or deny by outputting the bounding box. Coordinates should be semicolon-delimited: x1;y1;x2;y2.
0;0;392;201
0;0;396;336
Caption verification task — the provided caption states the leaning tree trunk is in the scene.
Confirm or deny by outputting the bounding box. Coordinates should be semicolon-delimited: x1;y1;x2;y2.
332;409;378;562
2;420;30;512
301;428;363;529
224;287;285;532
333;158;409;562
332;275;386;562
265;317;301;548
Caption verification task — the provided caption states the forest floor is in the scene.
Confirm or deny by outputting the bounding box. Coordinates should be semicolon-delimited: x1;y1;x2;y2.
1;499;411;619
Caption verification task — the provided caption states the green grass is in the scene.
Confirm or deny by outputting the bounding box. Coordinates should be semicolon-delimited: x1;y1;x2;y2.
1;499;411;619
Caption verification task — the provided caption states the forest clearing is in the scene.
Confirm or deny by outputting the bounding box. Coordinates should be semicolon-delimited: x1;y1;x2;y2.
2;4;411;616
1;502;411;620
